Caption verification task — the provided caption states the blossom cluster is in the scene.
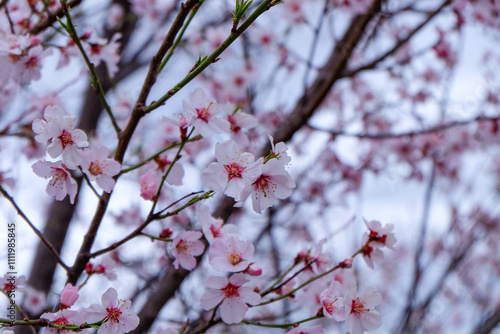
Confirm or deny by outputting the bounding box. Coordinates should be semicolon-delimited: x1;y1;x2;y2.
41;285;139;334
31;105;121;203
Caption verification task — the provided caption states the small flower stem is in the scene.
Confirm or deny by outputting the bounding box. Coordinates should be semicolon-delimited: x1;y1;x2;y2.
146;0;276;113
57;0;121;134
243;314;324;329
139;233;173;242
78;166;101;198
149;128;194;215
257;239;372;307
158;0;205;73
0;185;69;271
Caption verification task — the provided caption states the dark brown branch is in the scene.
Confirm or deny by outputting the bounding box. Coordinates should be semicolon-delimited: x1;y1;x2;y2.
28;0;82;35
474;311;500;334
67;0;200;286
341;0;452;78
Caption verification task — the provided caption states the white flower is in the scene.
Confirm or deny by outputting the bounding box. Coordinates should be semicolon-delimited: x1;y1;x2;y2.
32;160;78;204
183;88;230;137
80;145;121;193
344;283;382;334
202;140;262;201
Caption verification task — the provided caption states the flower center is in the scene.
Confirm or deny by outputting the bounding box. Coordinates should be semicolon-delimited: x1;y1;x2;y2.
88;162;102;176
350;298;368;317
225;163;244;180
227;251;242;265
222;283;240;298
106;306;122;323
196;104;213;123
53;317;70;326
254;175;270;193
59;130;74;149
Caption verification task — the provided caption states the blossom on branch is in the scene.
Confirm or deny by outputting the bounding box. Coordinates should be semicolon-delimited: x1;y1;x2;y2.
344;283;382;334
81;145;121;193
169;231;205;270
32;160;78;204
84;287;139;334
198;204;238;244
209;236;255;273
202;140;262;201
200;273;261;324
183;88;230;137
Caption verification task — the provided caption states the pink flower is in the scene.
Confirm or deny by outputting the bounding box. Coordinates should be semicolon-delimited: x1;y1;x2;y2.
170;231;205;270
361;220;396;269
41;309;83;334
183;88;230;137
93;255;118;281
22;287;47;315
81;145;121;193
319;281;346;321
236;158;295;213
200;273;261;324
202;140;262;201
0;274;26;293
84;288;139;334
33;105;89;169
287;325;324;334
60;283;79;309
138;169;161;201
209;237;255;272
198;204;238;244
32;160;78;204
84;33;122;78
221;102;257;147
344;283;382;334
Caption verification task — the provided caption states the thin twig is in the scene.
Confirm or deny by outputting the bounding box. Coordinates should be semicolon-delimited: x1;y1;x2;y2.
0;185;69;271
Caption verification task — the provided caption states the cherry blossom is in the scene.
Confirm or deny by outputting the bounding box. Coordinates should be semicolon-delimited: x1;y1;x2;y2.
41;309;83;334
344;283;382;334
60;283;79;309
202;140;262;201
209;237;255;272
198;204;238;244
138;169;161;201
84;33;122;78
93;255;118;281
200;273;261;324
84;287;139;334
81;145;121;193
361;220;396;269
182;88;230;137
32;106;89;169
169;231;205;270
236;158;295;213
0;274;25;293
287;325;324;334
221;102;257;147
319;281;346;321
32;160;78;204
22;287;47;315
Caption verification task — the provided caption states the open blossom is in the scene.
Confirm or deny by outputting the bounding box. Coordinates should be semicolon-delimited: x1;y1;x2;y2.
202;140;262;201
209;237;255;272
32;105;89;169
236;158;295;213
84;33;122;78
319;281;346;321
84;288;139;334
198;204;238;244
41;309;83;334
221;102;257;147
32;160;78;204
60;283;79;309
23;287;47;315
81;145;121;193
200;273;261;324
344;283;382;334
170;231;205;270
361;220;396;269
183;88;230;137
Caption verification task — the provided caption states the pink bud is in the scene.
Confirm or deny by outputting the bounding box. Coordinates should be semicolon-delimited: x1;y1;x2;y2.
60;283;79;309
339;257;353;269
246;263;262;276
